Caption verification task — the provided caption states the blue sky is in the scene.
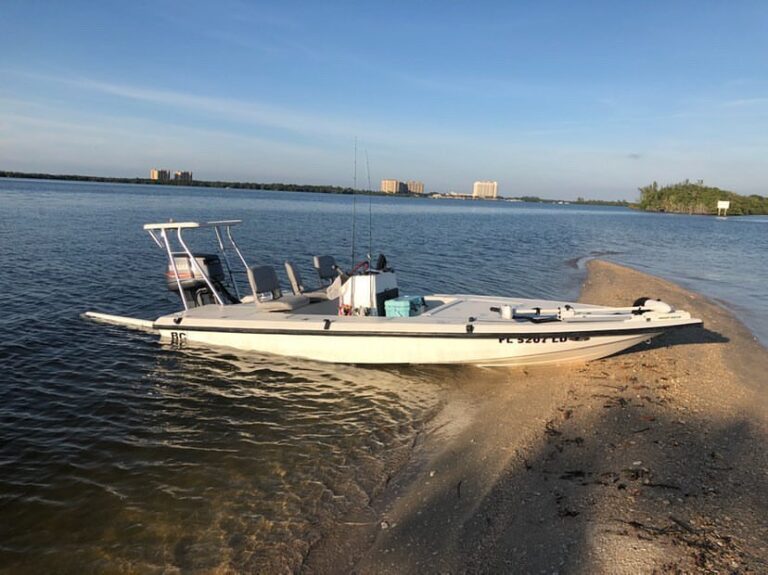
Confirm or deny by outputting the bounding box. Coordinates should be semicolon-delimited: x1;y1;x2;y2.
1;1;767;199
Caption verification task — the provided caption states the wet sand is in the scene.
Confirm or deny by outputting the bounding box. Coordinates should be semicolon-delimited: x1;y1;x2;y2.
303;259;768;574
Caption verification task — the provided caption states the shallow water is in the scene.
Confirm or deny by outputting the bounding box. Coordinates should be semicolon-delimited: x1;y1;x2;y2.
1;179;765;572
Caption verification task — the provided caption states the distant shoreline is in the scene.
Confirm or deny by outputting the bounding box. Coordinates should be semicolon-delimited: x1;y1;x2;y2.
0;170;630;207
0;170;367;196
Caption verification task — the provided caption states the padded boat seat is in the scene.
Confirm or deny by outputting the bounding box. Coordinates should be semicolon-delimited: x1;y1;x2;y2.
246;265;309;312
313;255;340;285
284;261;329;301
254;294;310;312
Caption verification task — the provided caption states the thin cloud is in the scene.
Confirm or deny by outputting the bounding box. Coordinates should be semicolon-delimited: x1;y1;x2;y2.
58;75;354;138
721;97;768;108
0;106;346;181
0;100;330;157
9;70;482;149
5;70;516;151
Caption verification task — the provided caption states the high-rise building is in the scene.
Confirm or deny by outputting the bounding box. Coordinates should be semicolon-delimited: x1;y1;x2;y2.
381;179;405;194
150;168;170;182
406;180;425;194
174;171;193;183
472;180;498;199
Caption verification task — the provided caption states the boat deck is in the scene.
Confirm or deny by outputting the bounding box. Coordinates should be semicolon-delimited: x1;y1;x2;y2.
164;294;624;334
178;294;581;322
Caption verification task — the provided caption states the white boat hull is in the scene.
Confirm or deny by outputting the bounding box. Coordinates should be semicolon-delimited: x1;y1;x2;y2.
89;292;701;367
155;325;664;366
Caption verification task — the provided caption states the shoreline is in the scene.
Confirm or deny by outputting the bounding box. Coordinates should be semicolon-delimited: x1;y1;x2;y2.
595;258;768;351
303;259;768;573
0;173;631;207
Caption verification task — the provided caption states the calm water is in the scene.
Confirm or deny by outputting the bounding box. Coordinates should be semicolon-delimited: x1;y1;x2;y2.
1;179;766;573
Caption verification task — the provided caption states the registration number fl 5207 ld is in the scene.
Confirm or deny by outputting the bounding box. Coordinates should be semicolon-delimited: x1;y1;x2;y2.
498;336;586;344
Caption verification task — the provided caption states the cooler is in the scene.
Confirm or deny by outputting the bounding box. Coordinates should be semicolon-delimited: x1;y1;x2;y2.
385;295;426;317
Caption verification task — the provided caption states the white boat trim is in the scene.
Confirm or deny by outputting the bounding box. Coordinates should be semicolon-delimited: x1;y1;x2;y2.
83;311;156;331
143;220;242;231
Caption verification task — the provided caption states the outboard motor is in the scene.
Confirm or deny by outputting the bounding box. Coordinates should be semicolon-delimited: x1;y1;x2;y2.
633;297;674;313
165;253;234;308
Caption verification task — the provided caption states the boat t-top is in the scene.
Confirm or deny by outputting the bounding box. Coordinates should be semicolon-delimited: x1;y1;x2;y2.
85;220;702;366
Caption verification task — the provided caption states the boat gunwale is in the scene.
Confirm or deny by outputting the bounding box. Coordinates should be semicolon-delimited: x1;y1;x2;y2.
152;321;700;339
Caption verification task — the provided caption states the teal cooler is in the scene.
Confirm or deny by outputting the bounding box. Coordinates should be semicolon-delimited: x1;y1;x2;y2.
385;295;425;317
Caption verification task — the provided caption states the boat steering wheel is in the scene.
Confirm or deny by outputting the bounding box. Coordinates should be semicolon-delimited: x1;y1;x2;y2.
350;260;369;275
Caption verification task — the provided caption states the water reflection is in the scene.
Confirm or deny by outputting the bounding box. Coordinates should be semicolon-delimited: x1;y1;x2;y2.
1;345;443;573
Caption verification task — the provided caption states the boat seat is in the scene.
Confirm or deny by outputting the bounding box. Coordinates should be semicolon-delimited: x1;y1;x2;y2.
313;255;341;286
246;265;310;312
284;261;330;301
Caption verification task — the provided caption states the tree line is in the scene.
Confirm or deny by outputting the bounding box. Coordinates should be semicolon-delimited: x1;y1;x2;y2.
638;180;768;215
0;171;367;195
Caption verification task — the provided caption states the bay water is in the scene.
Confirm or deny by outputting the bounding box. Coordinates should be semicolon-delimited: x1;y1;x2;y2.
1;179;765;572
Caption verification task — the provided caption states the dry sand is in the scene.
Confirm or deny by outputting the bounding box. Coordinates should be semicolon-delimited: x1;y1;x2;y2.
303;260;768;574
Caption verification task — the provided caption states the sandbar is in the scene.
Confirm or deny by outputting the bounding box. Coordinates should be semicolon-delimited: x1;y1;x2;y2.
303;260;768;574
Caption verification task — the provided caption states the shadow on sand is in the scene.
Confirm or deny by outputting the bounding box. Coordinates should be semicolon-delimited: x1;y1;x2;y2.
458;383;767;572
365;351;767;573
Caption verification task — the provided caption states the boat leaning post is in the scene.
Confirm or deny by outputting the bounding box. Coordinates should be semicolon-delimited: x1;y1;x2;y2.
144;220;249;310
175;226;226;306
163;228;189;310
213;223;247;300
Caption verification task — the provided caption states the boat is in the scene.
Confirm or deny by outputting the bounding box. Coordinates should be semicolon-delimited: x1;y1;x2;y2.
84;220;702;366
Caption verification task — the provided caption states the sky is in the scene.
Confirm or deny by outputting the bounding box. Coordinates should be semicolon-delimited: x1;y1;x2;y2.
1;1;767;200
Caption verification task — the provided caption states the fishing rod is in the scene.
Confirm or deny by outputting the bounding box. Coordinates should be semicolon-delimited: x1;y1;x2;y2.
366;149;372;264
351;137;357;269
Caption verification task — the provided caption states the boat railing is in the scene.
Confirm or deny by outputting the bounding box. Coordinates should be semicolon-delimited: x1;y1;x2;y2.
144;220;246;310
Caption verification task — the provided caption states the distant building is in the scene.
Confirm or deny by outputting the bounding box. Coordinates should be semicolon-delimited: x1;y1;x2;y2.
406;180;425;194
150;168;170;182
174;171;193;184
381;179;406;194
472;180;498;199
